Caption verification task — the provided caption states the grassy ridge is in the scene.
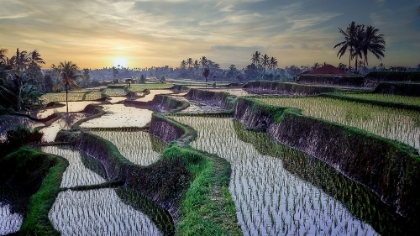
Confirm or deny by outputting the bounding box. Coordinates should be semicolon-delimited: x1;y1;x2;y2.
235;96;420;221
0;148;68;236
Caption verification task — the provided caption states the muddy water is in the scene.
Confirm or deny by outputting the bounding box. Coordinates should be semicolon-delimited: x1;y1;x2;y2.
172;116;378;236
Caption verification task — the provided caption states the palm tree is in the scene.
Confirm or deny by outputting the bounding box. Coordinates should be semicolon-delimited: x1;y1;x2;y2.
187;58;193;68
54;61;83;114
334;21;359;70
268;57;278;70
200;56;208;68
251;51;261;65
0;48;8;65
355;25;386;67
9;48;29;71
193;60;200;69
28;50;45;67
262;54;270;69
180;60;186;69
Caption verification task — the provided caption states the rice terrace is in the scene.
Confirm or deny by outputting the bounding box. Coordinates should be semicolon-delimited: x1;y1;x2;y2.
1;1;420;236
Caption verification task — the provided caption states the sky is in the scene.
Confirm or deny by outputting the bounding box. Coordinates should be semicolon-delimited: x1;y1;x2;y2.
1;0;419;69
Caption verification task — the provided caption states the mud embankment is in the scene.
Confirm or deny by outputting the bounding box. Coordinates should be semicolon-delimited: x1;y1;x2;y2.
184;88;236;110
298;75;364;87
373;82;420;96
124;94;188;113
234;97;420;221
243;81;341;95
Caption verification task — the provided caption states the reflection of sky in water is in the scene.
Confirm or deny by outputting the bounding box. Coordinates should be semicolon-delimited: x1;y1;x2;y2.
0;203;23;235
36;101;101;119
81;104;153;128
173;116;378;236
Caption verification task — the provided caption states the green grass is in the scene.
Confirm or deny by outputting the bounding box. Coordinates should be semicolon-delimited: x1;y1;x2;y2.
253;96;420;150
162;145;242;236
127;83;174;92
1;147;68;235
331;93;420;106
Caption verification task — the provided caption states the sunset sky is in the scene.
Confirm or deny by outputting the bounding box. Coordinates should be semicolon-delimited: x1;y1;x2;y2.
1;0;419;69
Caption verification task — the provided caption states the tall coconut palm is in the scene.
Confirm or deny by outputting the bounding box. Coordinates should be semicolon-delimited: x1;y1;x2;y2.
0;48;8;65
251;51;261;65
10;48;29;71
53;61;83;114
193;60;200;69
187;58;193;68
355;25;386;67
200;56;208;68
334;21;359;70
180;60;186;69
28;50;45;67
261;54;270;69
268;57;278;70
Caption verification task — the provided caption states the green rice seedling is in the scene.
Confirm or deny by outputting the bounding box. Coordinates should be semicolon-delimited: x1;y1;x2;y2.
90;130;162;166
103;88;127;97
128;84;174;93
338;93;420;106
41;146;106;188
48;188;162;235
255;96;420;151
172;115;378;236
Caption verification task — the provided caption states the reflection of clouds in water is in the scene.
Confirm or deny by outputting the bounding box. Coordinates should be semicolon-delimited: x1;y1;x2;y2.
81;105;153;128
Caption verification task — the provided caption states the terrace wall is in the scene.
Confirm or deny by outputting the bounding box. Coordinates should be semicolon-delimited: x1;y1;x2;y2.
373;82;420;96
297;74;364;87
364;72;420;87
242;81;340;95
184;88;236;110
124;94;188;113
234;97;420;220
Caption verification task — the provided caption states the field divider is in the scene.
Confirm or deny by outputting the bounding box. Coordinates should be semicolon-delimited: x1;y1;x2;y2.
235;96;420;222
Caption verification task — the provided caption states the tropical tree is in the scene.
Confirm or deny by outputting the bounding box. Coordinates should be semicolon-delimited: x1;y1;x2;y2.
180;60;187;69
251;51;261;65
268;57;278;70
334;21;359;70
187;58;193;68
193;60;200;69
28;50;45;67
261;54;270;69
354;25;386;67
202;68;210;86
9;48;28;71
0;48;8;65
200;56;208;68
53;61;83;114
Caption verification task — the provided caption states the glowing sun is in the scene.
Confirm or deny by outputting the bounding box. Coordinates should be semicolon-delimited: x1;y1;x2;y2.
113;58;128;68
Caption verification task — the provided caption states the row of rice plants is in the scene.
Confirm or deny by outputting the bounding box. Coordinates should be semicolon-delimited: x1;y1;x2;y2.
41;146;106;188
103;88;127;97
41;91;102;104
90;130;163;166
48;188;162;236
0;203;23;235
127;84;174;93
255;96;420;150
334;93;420;106
232;120;415;234
172;115;377;235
